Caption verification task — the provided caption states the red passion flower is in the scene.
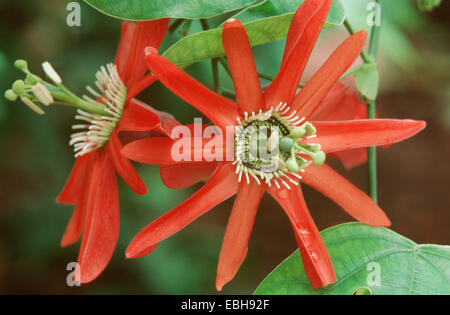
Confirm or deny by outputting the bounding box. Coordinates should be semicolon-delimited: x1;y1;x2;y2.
122;0;426;290
8;19;176;283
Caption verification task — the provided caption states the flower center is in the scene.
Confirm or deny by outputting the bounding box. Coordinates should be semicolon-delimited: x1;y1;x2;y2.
5;60;127;157
233;102;325;189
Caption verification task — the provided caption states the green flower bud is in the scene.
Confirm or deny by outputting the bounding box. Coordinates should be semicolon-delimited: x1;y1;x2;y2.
4;89;18;101
12;80;26;95
14;59;28;71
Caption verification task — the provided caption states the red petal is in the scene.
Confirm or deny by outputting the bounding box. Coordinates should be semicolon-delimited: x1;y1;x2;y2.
329;148;367;170
57;154;89;205
301;164;391;227
126;74;158;101
216;181;265;291
305;119;426;153
310;82;366;121
115;22;136;81
122;133;227;165
61;203;84;247
264;0;332;107
60;152;98;247
118;99;161;133
160;162;217;189
293;31;368;118
268;185;336;289
119;19;170;86
145;47;239;127
77;150;120;283
281;0;330;68
126;162;238;258
106;129;147;195
222;19;264;114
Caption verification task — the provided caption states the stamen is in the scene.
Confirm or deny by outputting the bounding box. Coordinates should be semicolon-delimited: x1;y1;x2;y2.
68;63;127;157
42;61;62;84
31;83;53;106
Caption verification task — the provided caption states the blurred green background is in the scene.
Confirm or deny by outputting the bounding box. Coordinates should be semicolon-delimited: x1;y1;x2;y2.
0;0;449;294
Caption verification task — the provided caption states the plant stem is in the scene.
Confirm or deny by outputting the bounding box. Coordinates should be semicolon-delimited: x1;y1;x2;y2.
343;0;383;203
366;0;383;203
168;19;184;34
212;59;220;92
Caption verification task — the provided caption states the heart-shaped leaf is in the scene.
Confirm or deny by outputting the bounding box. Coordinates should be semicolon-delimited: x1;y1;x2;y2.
162;0;345;66
83;0;258;21
254;223;450;295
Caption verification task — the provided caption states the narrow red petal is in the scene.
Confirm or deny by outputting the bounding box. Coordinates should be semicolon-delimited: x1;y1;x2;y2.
302;164;391;227
293;31;368;118
57;154;89;205
115;22;136;81
126;162;238;258
222;19;264;114
118;99;161;133
145;47;239;127
122;134;227;165
305;119;426;153
160;162;217;189
216;181;265;291
60;152;98;247
122;19;170;86
264;0;332;108
281;0;330;68
61;203;84;247
126;74;158;101
268;185;336;289
106;129;147;195
77;150;120;283
309;82;366;121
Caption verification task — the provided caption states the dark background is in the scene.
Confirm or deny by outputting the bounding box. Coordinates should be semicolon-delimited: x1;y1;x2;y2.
0;0;448;294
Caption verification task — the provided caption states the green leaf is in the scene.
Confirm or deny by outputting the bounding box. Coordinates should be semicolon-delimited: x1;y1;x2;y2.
354;63;379;101
254;223;450;295
83;0;258;21
162;0;345;66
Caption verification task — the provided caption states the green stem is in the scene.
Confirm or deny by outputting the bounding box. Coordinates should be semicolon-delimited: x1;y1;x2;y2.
366;0;383;203
178;20;192;36
368;2;383;59
343;1;383;203
367;101;378;203
211;59;220;92
168;19;184;34
220;87;236;99
258;72;274;81
200;19;223;93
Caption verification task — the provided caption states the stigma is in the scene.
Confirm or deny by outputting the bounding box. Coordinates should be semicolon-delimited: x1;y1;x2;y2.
233;102;325;189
